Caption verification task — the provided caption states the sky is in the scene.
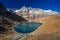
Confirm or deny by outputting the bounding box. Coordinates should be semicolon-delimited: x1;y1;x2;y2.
0;0;60;12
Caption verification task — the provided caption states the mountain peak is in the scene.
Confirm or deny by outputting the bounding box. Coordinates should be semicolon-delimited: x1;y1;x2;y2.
14;6;59;15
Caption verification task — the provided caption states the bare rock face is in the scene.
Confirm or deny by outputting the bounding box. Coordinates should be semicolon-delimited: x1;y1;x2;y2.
0;26;8;34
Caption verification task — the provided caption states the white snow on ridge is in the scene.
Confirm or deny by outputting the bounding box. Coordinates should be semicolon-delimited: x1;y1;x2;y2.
14;6;59;15
15;10;21;12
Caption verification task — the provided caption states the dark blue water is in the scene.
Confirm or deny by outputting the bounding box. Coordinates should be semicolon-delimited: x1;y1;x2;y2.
14;22;42;34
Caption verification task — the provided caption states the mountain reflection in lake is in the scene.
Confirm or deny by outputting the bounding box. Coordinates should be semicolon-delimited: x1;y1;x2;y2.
14;22;42;34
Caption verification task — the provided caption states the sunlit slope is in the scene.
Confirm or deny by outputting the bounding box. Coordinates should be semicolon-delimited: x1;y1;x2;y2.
33;15;60;35
22;15;60;40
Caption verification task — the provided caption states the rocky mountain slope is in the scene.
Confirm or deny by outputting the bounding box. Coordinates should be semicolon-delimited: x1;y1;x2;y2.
15;6;58;15
0;4;27;40
15;6;59;21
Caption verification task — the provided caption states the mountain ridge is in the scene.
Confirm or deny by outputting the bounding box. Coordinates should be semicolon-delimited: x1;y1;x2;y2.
15;6;59;15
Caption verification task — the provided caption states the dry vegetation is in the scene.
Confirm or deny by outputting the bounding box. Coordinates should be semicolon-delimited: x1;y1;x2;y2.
22;15;60;40
0;14;60;40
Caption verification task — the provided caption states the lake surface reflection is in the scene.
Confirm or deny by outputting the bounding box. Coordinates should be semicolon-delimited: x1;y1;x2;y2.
14;22;42;34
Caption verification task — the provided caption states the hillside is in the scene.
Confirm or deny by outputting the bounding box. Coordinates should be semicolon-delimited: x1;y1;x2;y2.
22;14;60;40
15;6;59;21
0;4;27;40
0;14;60;40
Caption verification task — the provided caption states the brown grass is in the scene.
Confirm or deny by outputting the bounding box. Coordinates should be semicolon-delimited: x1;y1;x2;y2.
22;15;60;40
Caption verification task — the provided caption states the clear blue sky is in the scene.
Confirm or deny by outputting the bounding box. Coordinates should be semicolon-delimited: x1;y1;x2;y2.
0;0;60;12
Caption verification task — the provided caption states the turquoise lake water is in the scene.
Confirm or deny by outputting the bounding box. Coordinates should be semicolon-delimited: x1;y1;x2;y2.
14;22;42;34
